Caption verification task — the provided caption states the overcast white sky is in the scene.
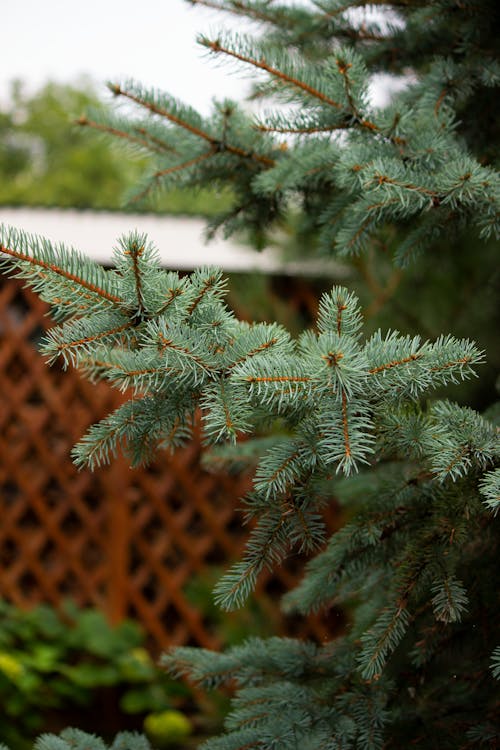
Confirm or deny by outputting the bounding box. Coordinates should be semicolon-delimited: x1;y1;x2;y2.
2;0;252;113
2;0;402;118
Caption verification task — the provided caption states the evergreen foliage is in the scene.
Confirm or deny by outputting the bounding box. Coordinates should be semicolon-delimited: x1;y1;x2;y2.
0;223;498;745
81;1;500;259
27;730;150;750
0;0;499;748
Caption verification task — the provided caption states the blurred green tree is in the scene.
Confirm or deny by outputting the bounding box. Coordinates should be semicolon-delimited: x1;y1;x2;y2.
0;80;143;209
0;80;231;216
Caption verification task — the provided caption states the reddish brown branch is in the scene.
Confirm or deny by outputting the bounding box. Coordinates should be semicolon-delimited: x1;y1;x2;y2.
336;302;347;335
371;174;437;197
256;122;350;134
77;116;172;155
0;244;123;305
228;337;279;369
123;241;146;314
190;0;278;26
157;287;185;316
341;390;352;459
430;357;472;371
245;375;311;383
111;84;274;167
187;272;220;315
434;88;448;115
130;151;217;204
369;353;423;374
157;333;213;370
57;322;134;352
155;150;216;178
269;450;300;484
205;39;344;110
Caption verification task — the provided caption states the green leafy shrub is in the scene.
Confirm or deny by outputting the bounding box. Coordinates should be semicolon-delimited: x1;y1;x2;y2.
0;601;188;749
143;711;192;748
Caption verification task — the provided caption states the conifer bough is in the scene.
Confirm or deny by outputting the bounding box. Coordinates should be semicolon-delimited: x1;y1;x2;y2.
1;0;500;747
0;221;498;746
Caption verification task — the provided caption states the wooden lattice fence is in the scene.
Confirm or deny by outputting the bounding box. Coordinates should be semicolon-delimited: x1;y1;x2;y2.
0;276;340;653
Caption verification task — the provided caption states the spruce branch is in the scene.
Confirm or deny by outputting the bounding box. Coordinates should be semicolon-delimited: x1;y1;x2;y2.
108;81;275;167
253;438;309;499
187;0;286;27
232;356;314;412
72;399;145;469
225;322;293;369
28;729;152;750
41;313;134;367
431;576;469;624
87;350;185;394
491;647;500;680
129;148;217;204
108;81;217;143
201;33;346;110
201;377;253;443
0;219;496;737
358;604;411;681
479;469;500;515
0;226;123;319
77;113;176;156
255;120;349;135
145;321;216;382
318;286;363;338
187;266;228;315
427;402;498;482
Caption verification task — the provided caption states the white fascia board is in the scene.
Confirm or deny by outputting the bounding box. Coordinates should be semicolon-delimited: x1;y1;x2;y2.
0;207;348;277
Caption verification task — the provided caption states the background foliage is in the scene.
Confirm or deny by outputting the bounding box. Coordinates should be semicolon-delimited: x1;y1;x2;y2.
0;80;231;216
0;600;192;750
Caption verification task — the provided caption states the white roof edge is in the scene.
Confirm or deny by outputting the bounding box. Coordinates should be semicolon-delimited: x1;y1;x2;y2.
0;207;349;278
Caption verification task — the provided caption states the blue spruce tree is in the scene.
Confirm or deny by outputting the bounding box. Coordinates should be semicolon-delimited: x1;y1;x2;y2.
0;0;499;747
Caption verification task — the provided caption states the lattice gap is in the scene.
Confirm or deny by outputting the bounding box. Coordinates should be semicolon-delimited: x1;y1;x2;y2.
58;570;82;598
6;353;29;381
0;538;18;567
81;488;102;512
39;539;58;567
18;570;38;598
204;542;231;566
1;480;20;506
161;544;184;570
80;540;104;571
4;288;31;325
19;506;41;531
41;479;63;508
26;387;45;407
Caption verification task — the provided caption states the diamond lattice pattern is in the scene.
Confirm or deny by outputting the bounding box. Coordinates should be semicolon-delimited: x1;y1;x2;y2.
0;278;340;652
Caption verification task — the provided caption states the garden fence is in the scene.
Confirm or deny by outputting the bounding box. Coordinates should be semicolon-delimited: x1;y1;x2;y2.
0;276;340;653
